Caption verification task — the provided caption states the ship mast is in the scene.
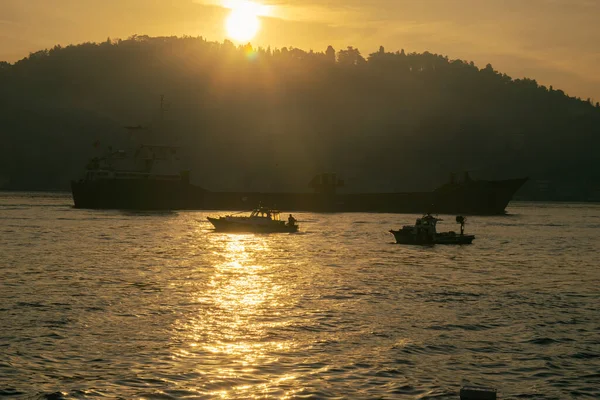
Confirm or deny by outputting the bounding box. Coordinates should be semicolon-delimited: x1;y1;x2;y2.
159;94;170;125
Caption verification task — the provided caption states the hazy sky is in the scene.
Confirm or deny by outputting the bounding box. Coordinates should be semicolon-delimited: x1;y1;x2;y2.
2;0;599;101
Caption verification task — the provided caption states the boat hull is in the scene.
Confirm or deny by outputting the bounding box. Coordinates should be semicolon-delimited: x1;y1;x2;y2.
71;177;527;215
389;230;475;245
207;217;298;233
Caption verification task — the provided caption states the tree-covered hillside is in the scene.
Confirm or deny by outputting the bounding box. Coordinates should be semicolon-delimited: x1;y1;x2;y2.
1;36;599;200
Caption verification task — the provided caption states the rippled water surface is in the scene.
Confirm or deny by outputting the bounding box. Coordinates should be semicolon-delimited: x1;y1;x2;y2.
1;192;599;399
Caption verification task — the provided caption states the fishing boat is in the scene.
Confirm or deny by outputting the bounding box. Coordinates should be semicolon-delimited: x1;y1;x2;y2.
389;214;474;245
207;206;299;233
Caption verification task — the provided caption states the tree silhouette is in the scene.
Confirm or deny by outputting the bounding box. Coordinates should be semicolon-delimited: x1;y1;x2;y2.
325;45;336;63
337;46;366;66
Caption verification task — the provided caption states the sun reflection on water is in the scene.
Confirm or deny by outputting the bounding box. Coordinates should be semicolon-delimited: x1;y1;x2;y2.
171;232;299;397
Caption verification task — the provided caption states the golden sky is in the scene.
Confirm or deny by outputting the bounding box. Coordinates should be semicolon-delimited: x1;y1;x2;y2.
2;0;599;101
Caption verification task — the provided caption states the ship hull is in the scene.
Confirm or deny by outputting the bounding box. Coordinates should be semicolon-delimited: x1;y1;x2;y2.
71;177;527;215
71;179;205;210
207;217;299;233
389;230;475;245
431;177;528;215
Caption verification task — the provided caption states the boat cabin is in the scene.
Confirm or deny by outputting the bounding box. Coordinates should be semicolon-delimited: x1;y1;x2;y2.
413;214;441;235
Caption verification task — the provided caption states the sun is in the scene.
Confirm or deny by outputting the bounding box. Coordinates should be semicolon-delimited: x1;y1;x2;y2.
226;9;259;42
224;1;269;42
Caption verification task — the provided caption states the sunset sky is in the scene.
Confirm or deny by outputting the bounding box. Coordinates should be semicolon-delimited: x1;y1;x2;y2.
2;0;599;101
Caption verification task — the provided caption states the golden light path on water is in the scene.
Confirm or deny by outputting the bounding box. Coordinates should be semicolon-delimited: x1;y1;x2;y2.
171;232;301;398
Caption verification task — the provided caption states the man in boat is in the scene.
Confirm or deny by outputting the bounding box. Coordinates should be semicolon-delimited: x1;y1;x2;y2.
288;214;297;227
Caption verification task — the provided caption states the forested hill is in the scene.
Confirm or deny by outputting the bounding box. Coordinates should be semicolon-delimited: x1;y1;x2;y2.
1;36;599;200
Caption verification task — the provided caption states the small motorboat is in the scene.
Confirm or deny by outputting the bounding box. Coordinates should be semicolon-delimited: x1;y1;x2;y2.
389;214;475;245
207;206;299;233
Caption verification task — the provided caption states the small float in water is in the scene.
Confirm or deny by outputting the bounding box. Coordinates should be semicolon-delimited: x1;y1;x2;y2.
389;214;475;245
207;206;299;233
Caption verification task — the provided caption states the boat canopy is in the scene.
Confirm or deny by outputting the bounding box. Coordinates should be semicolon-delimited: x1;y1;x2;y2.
250;207;281;220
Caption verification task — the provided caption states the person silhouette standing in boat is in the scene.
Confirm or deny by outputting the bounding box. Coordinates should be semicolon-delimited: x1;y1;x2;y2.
288;214;297;227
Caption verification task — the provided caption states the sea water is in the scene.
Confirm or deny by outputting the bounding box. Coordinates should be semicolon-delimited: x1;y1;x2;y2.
1;192;599;399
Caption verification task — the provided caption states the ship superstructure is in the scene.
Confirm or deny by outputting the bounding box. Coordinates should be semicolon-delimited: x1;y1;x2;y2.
71;98;204;209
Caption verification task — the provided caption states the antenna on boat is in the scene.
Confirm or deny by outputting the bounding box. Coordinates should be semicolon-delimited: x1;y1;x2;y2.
456;215;466;235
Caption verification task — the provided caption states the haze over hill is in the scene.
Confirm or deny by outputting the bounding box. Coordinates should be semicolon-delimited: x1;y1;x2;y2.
1;36;599;200
4;0;600;102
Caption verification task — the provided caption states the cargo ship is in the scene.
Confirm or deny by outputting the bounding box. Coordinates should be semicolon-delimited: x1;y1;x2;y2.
71;152;526;215
71;98;527;214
